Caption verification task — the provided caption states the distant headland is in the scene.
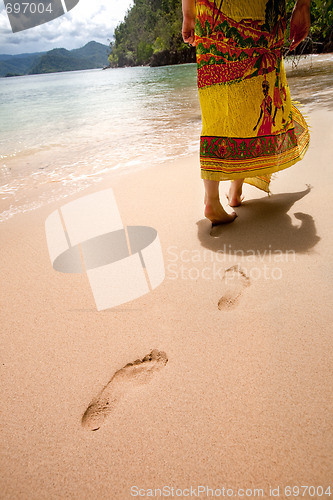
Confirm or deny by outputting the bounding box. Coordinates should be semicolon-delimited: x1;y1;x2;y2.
0;41;110;78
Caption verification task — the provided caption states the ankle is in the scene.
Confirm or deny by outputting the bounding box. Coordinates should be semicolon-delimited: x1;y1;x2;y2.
230;180;244;193
229;186;242;197
206;195;220;204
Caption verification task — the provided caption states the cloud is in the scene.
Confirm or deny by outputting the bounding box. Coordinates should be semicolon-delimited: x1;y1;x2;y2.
0;0;133;54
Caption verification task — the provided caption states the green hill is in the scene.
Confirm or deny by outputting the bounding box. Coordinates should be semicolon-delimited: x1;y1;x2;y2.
0;53;45;77
0;42;109;77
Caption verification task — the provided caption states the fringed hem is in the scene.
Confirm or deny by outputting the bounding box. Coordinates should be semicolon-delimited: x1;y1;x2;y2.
243;177;271;193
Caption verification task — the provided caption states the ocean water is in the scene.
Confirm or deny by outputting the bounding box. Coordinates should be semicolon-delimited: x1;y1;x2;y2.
0;54;332;222
0;63;201;221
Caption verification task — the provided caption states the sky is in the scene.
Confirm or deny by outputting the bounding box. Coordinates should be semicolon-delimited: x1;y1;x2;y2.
0;0;133;54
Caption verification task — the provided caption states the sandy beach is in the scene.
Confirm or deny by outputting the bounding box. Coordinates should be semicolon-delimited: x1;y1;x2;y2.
1;99;332;499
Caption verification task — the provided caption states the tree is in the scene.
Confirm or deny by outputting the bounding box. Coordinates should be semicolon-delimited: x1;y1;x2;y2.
108;0;195;67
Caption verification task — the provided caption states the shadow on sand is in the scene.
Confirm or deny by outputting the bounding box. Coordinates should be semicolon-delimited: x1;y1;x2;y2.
197;186;320;255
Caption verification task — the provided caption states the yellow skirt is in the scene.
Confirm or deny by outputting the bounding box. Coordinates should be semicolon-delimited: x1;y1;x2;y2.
195;0;310;192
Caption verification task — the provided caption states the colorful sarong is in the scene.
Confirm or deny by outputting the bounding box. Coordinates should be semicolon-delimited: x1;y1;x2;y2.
195;0;310;192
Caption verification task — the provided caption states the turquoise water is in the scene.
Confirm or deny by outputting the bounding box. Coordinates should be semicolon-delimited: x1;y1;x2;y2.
0;64;201;220
0;54;332;221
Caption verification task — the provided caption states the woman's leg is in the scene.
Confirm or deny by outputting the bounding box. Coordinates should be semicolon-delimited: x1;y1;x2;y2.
227;179;244;207
204;179;237;225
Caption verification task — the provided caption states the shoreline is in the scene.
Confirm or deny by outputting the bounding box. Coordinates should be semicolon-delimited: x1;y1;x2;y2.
1;54;332;224
1;51;332;78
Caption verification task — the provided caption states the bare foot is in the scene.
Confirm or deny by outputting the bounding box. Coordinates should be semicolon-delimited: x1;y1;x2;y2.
204;199;237;226
226;192;244;207
227;181;244;207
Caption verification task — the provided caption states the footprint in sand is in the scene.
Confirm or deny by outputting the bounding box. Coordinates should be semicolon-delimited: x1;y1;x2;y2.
82;349;168;431
218;265;250;310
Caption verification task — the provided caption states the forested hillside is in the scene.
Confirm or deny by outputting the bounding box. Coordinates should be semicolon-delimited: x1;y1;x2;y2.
0;52;44;77
29;42;109;74
108;0;196;67
0;42;109;77
108;0;333;68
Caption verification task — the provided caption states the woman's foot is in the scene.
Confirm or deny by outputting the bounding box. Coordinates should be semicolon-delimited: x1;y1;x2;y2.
226;192;244;207
204;198;237;225
227;179;244;207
